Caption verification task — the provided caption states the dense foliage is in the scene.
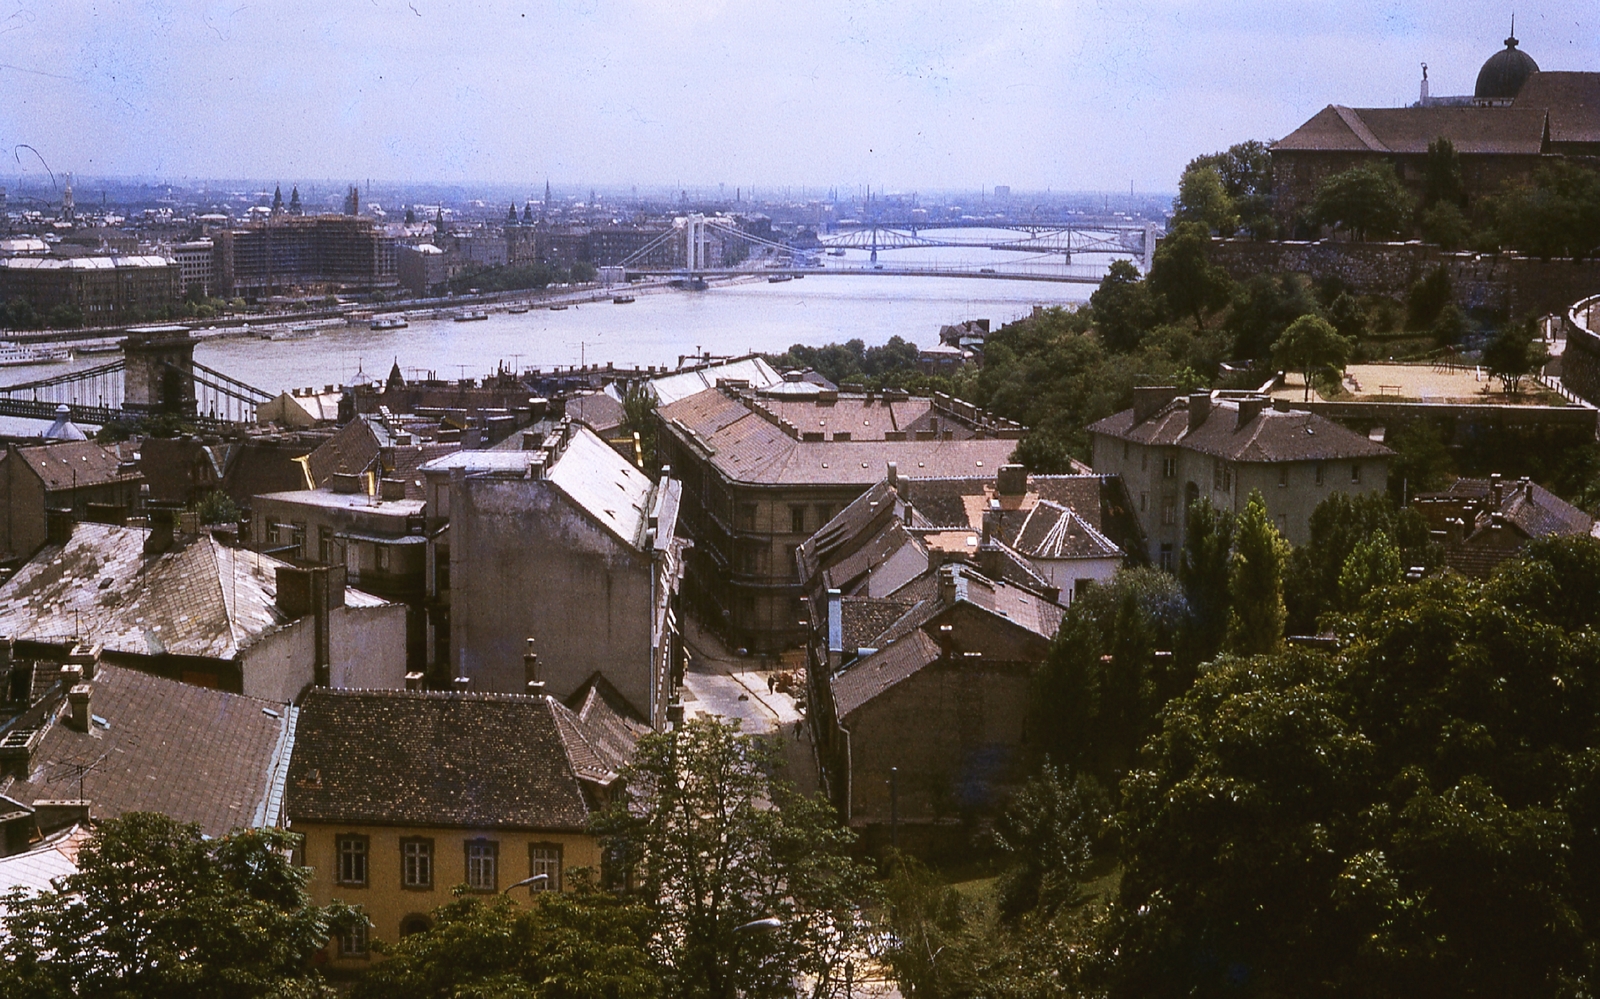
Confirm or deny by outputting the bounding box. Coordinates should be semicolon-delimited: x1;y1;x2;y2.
0;813;357;998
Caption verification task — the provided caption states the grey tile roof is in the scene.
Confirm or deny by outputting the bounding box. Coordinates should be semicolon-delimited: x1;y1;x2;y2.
285;688;595;832
1515;71;1600;144
1273;104;1549;155
1437;477;1594;540
0;663;293;837
660;389;1020;487
1009;500;1124;560
9;441;138;492
0;524;387;658
831;629;942;718
1090;397;1392;463
306;418;383;487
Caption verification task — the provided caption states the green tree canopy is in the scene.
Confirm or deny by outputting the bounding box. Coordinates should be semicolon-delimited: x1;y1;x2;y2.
1181;141;1277;239
1089;260;1159;353
1147;222;1233;330
1493;161;1600;260
1226;491;1289;654
1171;165;1239;236
1483;319;1551;395
594;718;878;999
1309;163;1415;241
1177;496;1235;665
351;874;661;999
1222;272;1321;361
0;813;357;999
1422;136;1465;208
1272;313;1354;401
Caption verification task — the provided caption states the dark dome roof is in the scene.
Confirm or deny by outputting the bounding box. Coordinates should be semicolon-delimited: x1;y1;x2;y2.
1475;34;1539;99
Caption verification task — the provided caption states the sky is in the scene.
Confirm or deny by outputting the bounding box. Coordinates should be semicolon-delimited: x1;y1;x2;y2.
2;1;1597;196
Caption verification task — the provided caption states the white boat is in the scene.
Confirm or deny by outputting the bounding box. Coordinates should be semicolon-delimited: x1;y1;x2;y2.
0;345;70;367
453;310;489;322
371;317;409;331
262;326;320;341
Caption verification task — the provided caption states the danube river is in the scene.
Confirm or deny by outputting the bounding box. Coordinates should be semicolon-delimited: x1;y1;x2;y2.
194;274;1089;394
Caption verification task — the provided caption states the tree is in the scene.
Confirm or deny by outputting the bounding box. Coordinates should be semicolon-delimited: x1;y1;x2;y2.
1171;165;1238;236
1386;418;1455;499
1309;163;1415;241
1483;319;1550;395
1325;290;1369;341
351;873;660;999
0;813;356;998
594;719;878;999
1493;161;1600;260
1337;529;1402;609
1089;260;1159;353
1182;141;1277;239
1405;266;1453;331
622;384;659;471
1272;314;1354;401
1421;201;1473;251
1147;222;1233;331
1422;137;1465;209
1226;491;1289;654
1222;272;1320;361
1177;497;1235;665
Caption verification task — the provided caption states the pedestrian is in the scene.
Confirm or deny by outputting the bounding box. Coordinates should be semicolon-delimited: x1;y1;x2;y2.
767;674;776;694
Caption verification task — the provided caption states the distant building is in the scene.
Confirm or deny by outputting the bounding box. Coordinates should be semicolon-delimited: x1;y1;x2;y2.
1413;473;1595;577
0;642;297;840
286;684;634;963
1089;389;1392;567
396;243;446;297
0;521;407;700
0;440;142;564
423;421;685;727
656;384;1024;651
211;214;397;298
0;255;180;322
1271;33;1600;232
171;239;215;297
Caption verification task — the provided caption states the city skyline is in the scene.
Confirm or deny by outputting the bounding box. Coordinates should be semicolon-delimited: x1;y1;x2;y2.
2;2;1599;194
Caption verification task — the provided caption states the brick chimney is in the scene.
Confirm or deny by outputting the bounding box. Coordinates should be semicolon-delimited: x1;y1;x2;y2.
523;638;545;696
45;507;75;546
1132;386;1179;424
996;463;1027;496
1490;473;1503;508
452;676;471;692
67;683;91;732
144;502;178;555
886;461;898;489
1187;393;1211;434
1236;397;1267;429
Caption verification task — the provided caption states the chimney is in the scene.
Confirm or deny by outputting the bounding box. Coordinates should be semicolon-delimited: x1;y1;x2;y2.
145;503;178;555
523;638;545;695
66;641;101;681
452;676;471;692
1187;393;1211;434
67;683;91;732
982;499;1001;544
939;563;960;606
380;477;407;501
1132;386;1179;424
1490;473;1503;508
1236;397;1267;429
826;588;844;672
1272;398;1291;412
886;461;898;488
331;472;362;494
997;463;1027;496
45;507;75;546
404;671;425;691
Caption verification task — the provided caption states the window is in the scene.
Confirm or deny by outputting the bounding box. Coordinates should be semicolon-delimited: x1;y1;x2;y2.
292;521;307;557
337;835;369;887
1141;450;1148;471
1351;462;1361;484
466;839;498;892
318;527;332;563
815;504;834;526
266;520;280;545
1139;492;1147;513
376;543;392;572
401;838;433;890
1315;463;1325;486
1073;579;1094;604
1162;455;1177;479
529;843;563;891
1224;468;1232;492
1213;460;1224;490
1122;440;1130;460
1159;543;1174;572
1161;497;1177;526
339;917;370;958
790;506;806;535
399;914;432;937
1279;466;1290;488
786;545;801;581
738;503;758;530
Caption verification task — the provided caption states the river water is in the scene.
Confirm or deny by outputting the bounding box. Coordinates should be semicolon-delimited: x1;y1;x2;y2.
3;228;1111;426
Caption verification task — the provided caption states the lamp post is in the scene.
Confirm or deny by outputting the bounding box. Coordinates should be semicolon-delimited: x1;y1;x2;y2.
503;873;549;895
727;915;782;999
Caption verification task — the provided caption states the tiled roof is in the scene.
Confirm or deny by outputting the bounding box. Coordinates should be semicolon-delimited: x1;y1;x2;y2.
546;424;657;548
285;688;595;831
899;474;1105;532
1438;477;1594;539
1090;397;1392;463
831;629;942;718
566;391;627;436
840;596;917;652
0;524;387;658
660;390;1019;487
631;355;782;406
1009;500;1123;560
0;664;293;837
1514;71;1600;144
0;825;88;905
1273;104;1548;155
305;418;384;487
955;569;1067;640
222;439;318;503
9;441;138;492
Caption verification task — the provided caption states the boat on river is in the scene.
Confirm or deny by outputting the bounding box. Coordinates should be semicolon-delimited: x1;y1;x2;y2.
507;305;530;314
768;274;793;284
0;345;70;367
371;316;409;331
612;296;636;304
549;304;569;311
453;310;489;322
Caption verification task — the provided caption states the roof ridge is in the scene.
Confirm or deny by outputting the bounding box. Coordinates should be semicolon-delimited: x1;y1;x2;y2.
308;687;556;703
1332;105;1390;152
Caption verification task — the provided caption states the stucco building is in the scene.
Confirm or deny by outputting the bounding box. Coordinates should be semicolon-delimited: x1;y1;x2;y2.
0;440;142;564
656;384;1024;652
1089;389;1392;566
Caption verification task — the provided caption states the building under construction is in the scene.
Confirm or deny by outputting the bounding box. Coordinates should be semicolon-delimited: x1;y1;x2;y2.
211;215;398;298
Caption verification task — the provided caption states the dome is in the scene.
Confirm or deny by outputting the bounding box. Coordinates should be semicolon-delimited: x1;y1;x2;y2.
1475;33;1538;100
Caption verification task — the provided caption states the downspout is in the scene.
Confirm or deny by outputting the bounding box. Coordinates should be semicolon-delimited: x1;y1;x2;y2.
840;721;852;826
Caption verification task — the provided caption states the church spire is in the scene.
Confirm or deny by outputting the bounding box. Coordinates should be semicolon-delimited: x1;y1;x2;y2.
272;185;284;214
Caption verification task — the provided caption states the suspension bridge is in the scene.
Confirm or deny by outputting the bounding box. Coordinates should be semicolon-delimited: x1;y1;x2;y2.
0;328;272;429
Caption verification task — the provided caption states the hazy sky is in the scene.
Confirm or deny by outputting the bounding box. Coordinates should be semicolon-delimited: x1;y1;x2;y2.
3;1;1597;195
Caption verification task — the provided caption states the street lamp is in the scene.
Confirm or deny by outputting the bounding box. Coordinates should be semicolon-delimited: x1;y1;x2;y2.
726;915;782;999
734;916;782;934
503;873;549;895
